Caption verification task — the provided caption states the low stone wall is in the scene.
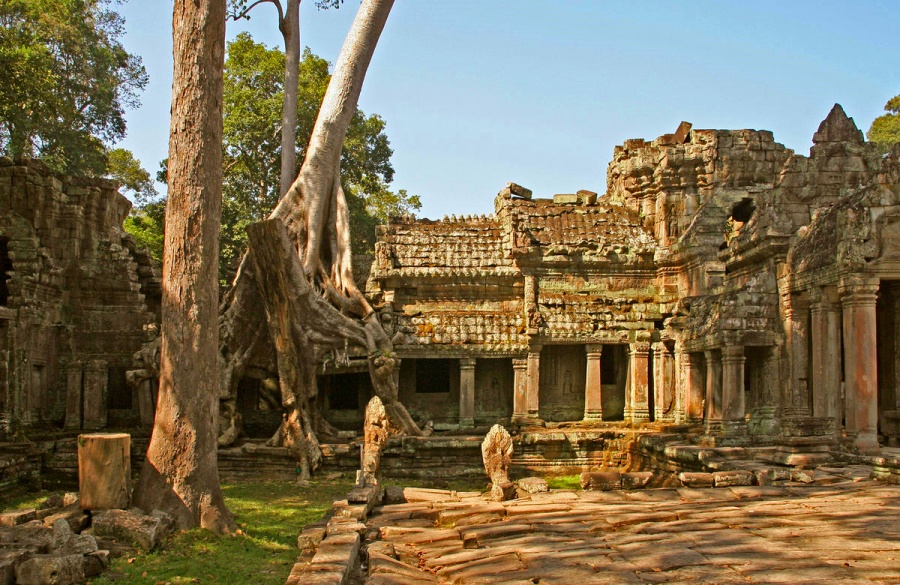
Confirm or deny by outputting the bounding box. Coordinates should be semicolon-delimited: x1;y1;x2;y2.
0;443;41;494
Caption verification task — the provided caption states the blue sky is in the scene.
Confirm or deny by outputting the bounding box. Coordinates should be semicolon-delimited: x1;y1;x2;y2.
117;1;900;219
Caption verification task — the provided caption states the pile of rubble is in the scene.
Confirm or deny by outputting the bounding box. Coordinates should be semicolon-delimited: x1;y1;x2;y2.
0;493;173;585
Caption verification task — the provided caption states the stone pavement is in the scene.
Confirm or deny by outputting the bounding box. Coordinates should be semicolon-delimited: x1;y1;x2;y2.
363;471;900;584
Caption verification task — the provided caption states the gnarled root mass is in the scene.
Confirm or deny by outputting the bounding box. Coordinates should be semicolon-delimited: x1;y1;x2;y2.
217;217;421;478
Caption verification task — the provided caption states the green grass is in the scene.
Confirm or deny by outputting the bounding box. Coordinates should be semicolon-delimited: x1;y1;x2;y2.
90;475;355;585
545;474;582;490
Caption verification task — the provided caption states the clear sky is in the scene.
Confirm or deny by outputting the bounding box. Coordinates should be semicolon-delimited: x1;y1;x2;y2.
116;1;900;220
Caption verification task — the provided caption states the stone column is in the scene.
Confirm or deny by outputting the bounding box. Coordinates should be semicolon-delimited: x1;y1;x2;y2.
82;359;108;431
840;276;880;453
583;344;603;421
65;361;83;429
625;342;650;423
653;342;675;422
683;352;705;421
459;358;476;429
810;287;842;431
511;358;528;422
705;349;723;433
721;345;746;423
526;347;541;419
783;293;811;416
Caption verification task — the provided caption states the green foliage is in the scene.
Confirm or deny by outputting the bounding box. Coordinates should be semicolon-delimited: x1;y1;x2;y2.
106;148;158;205
91;477;355;585
867;93;900;152
219;33;419;285
0;0;148;175
123;200;165;262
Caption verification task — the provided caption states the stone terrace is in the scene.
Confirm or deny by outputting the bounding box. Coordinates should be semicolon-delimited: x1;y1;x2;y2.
361;473;900;584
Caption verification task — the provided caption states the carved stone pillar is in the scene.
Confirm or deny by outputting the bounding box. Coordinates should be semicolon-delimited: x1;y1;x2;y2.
705;349;723;433
783;293;811;416
511;358;528;422
526;347;541;419
683;352;705;421
810;287;842;436
82;359;108;431
459;358;476;429
721;345;745;422
625;342;650;423
65;361;83;429
583;345;603;421
840;277;880;453
653;342;675;422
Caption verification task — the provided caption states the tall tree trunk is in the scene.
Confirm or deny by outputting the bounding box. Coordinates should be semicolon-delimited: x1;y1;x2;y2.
134;0;235;534
279;0;300;197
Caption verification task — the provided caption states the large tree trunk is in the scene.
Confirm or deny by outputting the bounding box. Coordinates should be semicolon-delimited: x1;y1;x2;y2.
279;0;300;197
134;0;235;534
218;0;422;457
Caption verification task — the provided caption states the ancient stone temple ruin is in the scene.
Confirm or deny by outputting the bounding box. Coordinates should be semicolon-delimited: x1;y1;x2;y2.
0;158;160;440
320;105;900;459
2;104;899;468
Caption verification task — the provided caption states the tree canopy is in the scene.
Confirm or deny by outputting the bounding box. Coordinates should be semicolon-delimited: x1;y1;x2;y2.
867;94;900;150
0;0;148;175
218;33;418;284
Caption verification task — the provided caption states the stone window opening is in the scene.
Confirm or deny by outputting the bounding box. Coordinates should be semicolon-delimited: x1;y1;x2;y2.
722;198;757;253
107;367;131;410
415;359;453;393
0;237;10;306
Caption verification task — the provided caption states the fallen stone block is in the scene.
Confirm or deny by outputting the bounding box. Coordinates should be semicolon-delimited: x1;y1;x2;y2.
580;471;622;491
679;472;715;488
92;509;170;551
0;524;53;553
15;554;84;585
42;505;89;534
460;522;534;548
298;525;327;551
81;550;109;578
576;189;598;205
791;468;815;483
552;193;578;204
0;510;35;528
0;549;32;585
326;520;366;537
517;477;549;494
713;470;755;487
621;472;653;489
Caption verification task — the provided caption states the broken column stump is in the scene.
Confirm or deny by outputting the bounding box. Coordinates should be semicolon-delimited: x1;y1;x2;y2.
481;424;516;502
77;433;132;510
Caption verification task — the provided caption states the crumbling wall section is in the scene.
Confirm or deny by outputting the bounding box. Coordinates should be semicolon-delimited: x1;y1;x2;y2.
0;157;159;436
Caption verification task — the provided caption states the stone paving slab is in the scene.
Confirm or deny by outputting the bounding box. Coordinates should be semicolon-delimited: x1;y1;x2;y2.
362;476;900;583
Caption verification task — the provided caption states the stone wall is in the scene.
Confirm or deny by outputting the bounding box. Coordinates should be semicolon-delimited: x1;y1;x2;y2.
0;157;159;438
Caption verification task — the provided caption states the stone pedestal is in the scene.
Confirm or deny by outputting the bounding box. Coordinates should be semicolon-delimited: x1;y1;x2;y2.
583;345;603;422
459;358;476;429
840;277;880;453
625;342;650;423
78;432;131;510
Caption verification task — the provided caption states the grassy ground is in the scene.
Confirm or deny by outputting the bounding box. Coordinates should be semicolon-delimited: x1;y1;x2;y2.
85;475;355;585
